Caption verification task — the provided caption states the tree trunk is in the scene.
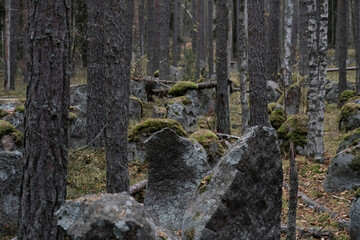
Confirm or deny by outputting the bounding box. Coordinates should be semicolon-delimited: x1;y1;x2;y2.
147;0;155;75
284;0;294;87
207;0;214;78
299;0;309;76
159;0;170;80
139;0;145;55
265;0;281;82
133;0;140;55
336;0;348;98
237;0;249;133
227;0;233;79
248;0;270;127
4;0;19;91
355;0;360;94
216;0;231;134
173;0;180;66
74;0;88;68
287;141;298;240
191;0;196;51
306;0;328;162
86;0;106;148
153;0;160;72
17;0;71;238
291;0;299;70
195;0;205;80
104;0;132;193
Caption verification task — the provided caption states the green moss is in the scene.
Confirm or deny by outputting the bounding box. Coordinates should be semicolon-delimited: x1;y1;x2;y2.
190;129;225;156
196;77;206;83
0;120;23;146
15;105;25;113
0;109;7;119
128;118;188;142
351;156;360;173
268;102;279;114
184;229;195;240
130;96;144;108
198;174;213;194
339;90;356;107
277;92;284;105
193;212;201;220
339;103;360;132
168;81;198;97
154;70;159;78
68;112;77;123
270;109;286;130
355;187;360;197
277;114;308;154
166;96;192;106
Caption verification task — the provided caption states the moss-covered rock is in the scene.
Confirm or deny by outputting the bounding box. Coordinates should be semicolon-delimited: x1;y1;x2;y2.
270;109;286;130
0;120;23;146
0;109;8;119
15;105;25;114
277;114;308;154
68;112;78;124
190;129;225;167
338;127;360;153
197;174;213;194
267;102;281;114
166;96;192;106
128;118;188;142
338;103;360;132
154;70;159;78
339;90;356;107
168;81;198;97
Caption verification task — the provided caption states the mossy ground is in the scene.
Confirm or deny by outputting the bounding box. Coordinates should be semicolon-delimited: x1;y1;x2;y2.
0;120;23;146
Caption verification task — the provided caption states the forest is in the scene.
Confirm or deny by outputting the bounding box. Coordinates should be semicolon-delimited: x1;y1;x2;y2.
1;0;360;239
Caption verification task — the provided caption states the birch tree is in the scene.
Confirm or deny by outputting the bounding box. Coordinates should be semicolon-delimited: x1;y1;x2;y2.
306;0;328;162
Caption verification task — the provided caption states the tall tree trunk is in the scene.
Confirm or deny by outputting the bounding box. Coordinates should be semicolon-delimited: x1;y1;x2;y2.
265;0;281;82
227;0;233;79
355;0;360;94
299;0;309;76
153;0;160;72
17;0;71;238
139;0;145;55
86;0;106;147
21;0;28;82
159;0;170;80
133;0;140;55
207;0;214;78
284;0;294;87
173;0;180;66
104;0;132;193
147;0;155;75
287;141;298;240
237;0;249;133
336;0;348;98
291;0;299;70
74;0;88;68
4;0;19;91
248;0;270;127
216;0;231;134
306;0;328;162
191;0;196;51
195;0;205;80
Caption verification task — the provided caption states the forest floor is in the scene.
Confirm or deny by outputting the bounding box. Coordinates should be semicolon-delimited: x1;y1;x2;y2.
0;58;357;239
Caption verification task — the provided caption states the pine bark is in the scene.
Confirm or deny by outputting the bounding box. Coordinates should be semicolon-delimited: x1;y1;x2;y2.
147;0;155;75
287;141;298;240
248;0;270;127
195;0;205;80
104;0;132;193
139;0;145;55
207;0;214;77
17;0;71;238
284;0;294;87
216;0;231;134
306;0;328;162
356;0;360;93
265;0;281;82
336;0;348;97
227;0;233;79
173;0;180;66
191;0;196;51
237;0;249;133
86;0;106;147
153;0;160;71
4;0;19;90
159;0;170;80
299;0;309;76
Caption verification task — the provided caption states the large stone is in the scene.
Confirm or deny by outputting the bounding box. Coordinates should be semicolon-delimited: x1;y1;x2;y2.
325;81;354;104
130;80;147;102
70;84;87;113
285;85;301;115
0;151;22;233
350;196;360;240
339;103;360;132
186;90;214;116
4;111;24;132
324;146;360;193
266;80;282;104
129;97;143;120
166;101;197;132
144;128;210;230
182;126;283;240
337;128;360;153
55;193;179;240
169;66;185;82
0;102;21;112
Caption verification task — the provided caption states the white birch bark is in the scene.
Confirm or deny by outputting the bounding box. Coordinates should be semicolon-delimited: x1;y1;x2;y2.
284;0;294;87
306;0;328;162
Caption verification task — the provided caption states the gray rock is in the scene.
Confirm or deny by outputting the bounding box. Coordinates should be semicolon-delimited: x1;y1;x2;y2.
166;101;197;132
169;66;185;82
127;141;146;163
350;196;360;240
186;90;214;116
55;193;179;240
144;128;210;229
70;84;87;113
129;97;143;120
0;102;21;112
152;106;166;118
325;81;354;104
182;126;283;240
69;111;87;147
130;80;147;102
0;151;23;233
339;106;360;133
4;112;24;132
266;81;282;103
337;129;360;153
285;85;301;115
324;147;360;193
